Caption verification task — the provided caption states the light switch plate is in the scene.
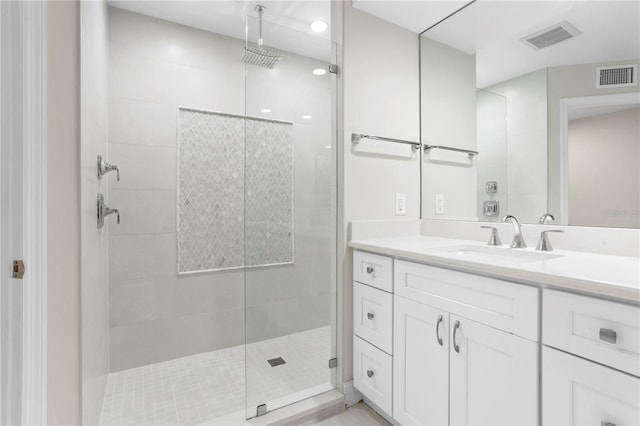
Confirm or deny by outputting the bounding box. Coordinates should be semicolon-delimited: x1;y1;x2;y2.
435;194;444;215
395;193;406;216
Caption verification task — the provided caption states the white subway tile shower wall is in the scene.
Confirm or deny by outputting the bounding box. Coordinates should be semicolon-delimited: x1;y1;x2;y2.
81;2;110;424
108;7;334;370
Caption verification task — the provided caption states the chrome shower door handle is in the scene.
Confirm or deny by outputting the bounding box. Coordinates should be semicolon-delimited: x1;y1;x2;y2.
436;314;444;346
453;320;461;353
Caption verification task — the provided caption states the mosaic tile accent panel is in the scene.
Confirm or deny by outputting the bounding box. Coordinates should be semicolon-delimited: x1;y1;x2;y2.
178;108;293;274
245;119;294;267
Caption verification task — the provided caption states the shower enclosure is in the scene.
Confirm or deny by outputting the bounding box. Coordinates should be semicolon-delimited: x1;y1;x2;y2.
82;3;337;425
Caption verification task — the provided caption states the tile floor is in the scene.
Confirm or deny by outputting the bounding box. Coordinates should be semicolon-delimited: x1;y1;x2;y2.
100;326;332;425
302;402;391;426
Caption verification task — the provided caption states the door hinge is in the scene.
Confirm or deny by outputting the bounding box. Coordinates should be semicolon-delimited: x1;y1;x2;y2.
329;64;338;74
328;357;337;368
12;260;25;279
256;404;267;417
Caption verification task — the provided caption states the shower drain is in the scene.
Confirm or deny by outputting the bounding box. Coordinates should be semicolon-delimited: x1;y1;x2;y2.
267;357;286;367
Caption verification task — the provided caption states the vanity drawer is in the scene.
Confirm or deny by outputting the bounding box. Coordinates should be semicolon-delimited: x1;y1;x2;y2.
353;335;393;416
543;289;640;377
354;251;393;292
354;282;393;354
394;260;539;341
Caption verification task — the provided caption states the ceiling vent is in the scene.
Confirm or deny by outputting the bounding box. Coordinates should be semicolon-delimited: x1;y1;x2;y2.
521;21;581;51
596;64;638;88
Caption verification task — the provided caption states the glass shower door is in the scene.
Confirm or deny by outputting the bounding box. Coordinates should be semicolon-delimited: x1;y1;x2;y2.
243;14;337;419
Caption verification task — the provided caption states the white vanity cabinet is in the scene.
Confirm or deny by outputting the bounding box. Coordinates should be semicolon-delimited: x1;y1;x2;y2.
352;251;394;415
393;260;538;426
393;296;449;425
542;289;640;425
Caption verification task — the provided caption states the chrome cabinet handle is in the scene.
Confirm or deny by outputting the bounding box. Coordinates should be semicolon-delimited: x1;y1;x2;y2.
366;266;374;274
367;312;375;320
599;328;617;344
453;320;461;353
436;314;444;346
366;369;374;378
601;422;616;426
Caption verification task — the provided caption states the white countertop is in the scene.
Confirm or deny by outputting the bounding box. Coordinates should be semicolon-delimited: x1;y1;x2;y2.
349;235;640;304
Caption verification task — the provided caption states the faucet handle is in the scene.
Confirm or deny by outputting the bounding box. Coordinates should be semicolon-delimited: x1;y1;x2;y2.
536;229;564;252
480;226;502;246
539;213;555;224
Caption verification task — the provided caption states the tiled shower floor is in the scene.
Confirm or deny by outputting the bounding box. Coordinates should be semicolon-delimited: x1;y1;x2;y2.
99;326;332;425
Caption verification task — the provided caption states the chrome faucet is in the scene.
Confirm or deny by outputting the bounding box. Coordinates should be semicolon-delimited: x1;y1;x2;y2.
538;213;555;224
480;226;502;246
97;154;120;181
501;215;526;248
97;194;120;229
536;229;564;251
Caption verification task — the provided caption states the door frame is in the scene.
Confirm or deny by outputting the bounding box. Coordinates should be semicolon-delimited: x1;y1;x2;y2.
558;91;640;224
0;1;47;424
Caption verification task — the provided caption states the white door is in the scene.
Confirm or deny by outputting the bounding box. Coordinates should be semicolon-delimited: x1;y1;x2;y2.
1;2;46;424
0;2;24;424
543;346;640;426
449;315;538;426
393;296;449;426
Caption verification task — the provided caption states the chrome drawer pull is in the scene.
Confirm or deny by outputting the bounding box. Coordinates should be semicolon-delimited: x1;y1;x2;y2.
366;369;374;378
599;328;617;344
367;312;375;320
601;422;616;426
436;314;444;346
453;320;461;353
366;266;374;274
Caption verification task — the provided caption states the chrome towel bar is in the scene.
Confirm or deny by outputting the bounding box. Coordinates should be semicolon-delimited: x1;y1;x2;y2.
351;133;421;151
424;144;478;159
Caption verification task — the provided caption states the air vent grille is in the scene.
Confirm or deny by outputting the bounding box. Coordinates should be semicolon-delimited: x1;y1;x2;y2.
596;65;638;88
522;21;581;51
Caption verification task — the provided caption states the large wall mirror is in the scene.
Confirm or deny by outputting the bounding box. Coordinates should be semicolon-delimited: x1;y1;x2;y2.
420;1;639;228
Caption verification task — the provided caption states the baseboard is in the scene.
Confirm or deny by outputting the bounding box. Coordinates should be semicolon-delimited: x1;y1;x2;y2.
343;380;362;407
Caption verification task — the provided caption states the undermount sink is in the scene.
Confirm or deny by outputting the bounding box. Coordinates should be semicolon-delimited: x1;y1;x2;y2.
432;244;564;263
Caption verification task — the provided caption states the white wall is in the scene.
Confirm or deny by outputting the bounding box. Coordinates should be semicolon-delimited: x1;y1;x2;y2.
342;3;420;382
47;1;82;424
489;69;548;223
108;7;334;371
421;37;477;220
476;90;508;221
80;2;110;423
569;107;640;228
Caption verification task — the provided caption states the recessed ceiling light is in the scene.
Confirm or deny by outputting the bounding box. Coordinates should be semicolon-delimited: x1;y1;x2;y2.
260;108;271;113
302;115;312;119
310;20;328;32
312;68;327;76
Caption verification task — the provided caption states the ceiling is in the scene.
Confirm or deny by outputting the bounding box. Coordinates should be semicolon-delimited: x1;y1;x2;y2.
352;0;640;88
107;0;333;60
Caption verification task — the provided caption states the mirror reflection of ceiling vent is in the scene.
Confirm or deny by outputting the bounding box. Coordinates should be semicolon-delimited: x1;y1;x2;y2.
596;65;638;88
521;21;581;51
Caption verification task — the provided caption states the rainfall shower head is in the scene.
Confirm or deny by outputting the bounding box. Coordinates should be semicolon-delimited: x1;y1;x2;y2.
242;5;283;69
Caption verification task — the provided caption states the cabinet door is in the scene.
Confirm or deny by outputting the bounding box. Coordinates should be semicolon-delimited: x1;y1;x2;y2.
393;296;449;426
543;346;640;426
449;315;537;426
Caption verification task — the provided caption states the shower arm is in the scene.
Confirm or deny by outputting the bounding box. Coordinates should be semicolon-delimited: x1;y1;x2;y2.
256;5;265;50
